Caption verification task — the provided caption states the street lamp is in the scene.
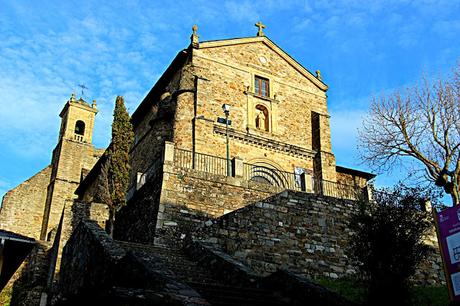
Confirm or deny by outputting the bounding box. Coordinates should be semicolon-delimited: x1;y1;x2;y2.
222;104;231;176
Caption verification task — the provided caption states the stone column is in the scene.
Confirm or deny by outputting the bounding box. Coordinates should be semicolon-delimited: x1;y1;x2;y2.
311;111;337;183
164;141;175;163
232;157;244;177
301;173;313;193
136;172;144;190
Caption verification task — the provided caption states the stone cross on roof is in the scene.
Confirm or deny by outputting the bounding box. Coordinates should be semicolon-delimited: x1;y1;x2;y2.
255;21;266;37
191;24;199;47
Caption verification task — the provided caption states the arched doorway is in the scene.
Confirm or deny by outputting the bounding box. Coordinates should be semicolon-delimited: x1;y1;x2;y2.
245;159;291;188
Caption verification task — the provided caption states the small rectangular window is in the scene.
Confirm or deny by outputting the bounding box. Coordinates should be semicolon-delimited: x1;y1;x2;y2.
255;76;269;98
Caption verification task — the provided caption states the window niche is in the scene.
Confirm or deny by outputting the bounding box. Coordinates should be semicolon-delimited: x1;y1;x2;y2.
254;75;269;98
246;74;278;134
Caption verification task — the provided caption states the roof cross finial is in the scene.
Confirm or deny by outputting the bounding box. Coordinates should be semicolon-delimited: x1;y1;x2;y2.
255;21;266;37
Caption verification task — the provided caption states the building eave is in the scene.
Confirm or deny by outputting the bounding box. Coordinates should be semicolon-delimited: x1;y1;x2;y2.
336;165;376;180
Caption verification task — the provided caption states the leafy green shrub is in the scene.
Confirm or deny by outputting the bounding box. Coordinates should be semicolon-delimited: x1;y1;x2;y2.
349;185;437;305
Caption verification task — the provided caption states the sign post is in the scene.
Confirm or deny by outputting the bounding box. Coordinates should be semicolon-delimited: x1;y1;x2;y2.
433;205;460;301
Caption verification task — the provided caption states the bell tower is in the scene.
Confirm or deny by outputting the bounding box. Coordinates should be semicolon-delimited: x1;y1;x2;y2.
58;93;97;143
40;94;98;240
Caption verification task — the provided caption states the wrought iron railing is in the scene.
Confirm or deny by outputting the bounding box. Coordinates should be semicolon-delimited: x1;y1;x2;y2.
172;148;365;199
174;148;228;176
127;145;367;201
243;163;302;191
312;178;365;200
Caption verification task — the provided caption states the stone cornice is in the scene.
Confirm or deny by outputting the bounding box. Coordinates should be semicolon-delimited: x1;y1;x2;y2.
213;125;316;159
244;89;279;104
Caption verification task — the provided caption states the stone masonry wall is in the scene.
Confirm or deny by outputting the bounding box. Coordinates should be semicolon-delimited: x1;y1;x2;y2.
199;191;357;279
129;66;182;184
156;161;283;246
336;171;368;188
56;220;207;305
162;42;338;184
114;169;163;244
197;190;444;285
54;200;109;275
9;241;52;306
0;166;51;239
47;140;99;215
41;138;101;241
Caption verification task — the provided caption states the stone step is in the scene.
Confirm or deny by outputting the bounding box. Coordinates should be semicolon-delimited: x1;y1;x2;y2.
188;282;288;306
116;241;225;284
115;242;289;305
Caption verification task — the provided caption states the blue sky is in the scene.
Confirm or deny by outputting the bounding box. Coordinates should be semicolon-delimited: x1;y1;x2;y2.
0;0;459;200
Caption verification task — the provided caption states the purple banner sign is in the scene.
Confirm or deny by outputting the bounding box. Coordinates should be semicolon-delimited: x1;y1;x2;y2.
435;206;460;301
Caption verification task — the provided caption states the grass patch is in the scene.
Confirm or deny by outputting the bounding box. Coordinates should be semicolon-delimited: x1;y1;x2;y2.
315;277;366;305
315;278;449;306
0;284;13;306
410;286;449;306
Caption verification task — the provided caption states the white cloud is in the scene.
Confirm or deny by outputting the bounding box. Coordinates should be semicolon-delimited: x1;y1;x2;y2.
224;1;260;23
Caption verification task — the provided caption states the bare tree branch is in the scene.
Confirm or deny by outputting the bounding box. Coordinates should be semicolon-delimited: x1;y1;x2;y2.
358;62;460;205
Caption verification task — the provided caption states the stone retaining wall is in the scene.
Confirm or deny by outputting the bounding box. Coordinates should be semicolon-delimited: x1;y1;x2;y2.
198;191;356;279
9;241;52;306
56;220;207;305
156;161;282;246
110;154;444;286
196;190;445;285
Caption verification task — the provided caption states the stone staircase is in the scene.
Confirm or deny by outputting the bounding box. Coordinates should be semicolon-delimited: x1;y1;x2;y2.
117;241;288;306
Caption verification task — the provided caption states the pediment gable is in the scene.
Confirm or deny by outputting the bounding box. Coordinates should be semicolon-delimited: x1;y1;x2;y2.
198;36;328;92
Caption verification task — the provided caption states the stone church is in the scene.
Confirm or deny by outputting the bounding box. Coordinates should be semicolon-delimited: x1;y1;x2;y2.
0;24;443;305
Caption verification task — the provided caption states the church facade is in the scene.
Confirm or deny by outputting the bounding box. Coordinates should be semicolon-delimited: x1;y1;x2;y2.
125;23;372;192
76;24;375;246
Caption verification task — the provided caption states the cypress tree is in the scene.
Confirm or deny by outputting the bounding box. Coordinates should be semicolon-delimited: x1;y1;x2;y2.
106;96;134;236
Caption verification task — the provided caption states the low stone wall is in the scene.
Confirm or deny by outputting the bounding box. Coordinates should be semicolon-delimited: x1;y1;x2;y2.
156;162;281;246
412;228;445;285
184;239;355;305
57;220;132;302
56;220;208;305
184;240;261;287
198;191;357;279
52;200;109;277
9;241;52;306
196;190;444;285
